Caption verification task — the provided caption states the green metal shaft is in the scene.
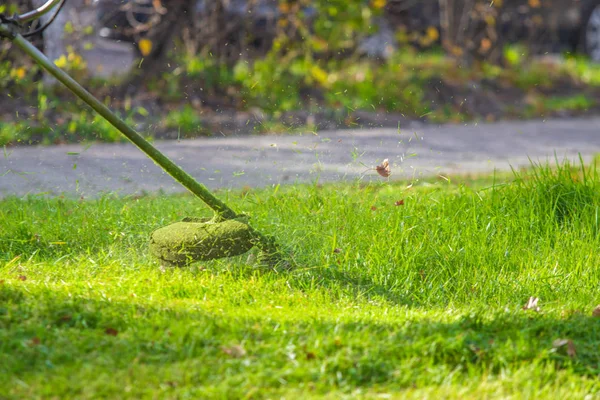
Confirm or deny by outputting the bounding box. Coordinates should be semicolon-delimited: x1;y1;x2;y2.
9;30;239;220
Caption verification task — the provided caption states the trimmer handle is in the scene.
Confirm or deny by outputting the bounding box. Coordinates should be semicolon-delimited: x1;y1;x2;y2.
10;0;62;23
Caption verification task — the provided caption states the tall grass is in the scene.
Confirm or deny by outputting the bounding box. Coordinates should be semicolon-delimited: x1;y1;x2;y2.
2;160;600;398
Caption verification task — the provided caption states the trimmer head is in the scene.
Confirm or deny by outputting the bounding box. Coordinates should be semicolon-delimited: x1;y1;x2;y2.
149;217;256;266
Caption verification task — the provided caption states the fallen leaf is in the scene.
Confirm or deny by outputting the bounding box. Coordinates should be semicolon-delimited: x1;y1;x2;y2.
395;200;405;206
370;206;377;211
553;338;576;358
376;159;391;178
522;296;540;312
105;327;119;336
18;275;27;281
568;341;577;358
222;344;246;358
592;305;600;317
306;351;316;360
333;248;342;254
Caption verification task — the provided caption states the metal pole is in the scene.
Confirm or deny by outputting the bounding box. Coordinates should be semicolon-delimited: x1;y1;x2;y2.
13;0;63;23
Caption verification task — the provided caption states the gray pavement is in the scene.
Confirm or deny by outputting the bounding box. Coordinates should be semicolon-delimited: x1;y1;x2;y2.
1;117;600;198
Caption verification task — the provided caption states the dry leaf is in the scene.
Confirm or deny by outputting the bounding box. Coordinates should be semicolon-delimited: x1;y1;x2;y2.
105;327;119;336
395;199;405;206
222;344;246;358
553;338;576;358
567;341;577;358
59;315;72;322
376;159;391;178
522;296;540;312
18;275;27;281
29;337;41;346
592;305;600;317
370;206;377;211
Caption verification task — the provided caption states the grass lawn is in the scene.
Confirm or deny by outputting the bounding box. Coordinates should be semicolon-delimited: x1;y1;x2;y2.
2;160;600;398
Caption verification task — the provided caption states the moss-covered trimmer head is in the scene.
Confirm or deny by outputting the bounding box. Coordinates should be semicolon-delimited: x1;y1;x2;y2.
149;217;256;267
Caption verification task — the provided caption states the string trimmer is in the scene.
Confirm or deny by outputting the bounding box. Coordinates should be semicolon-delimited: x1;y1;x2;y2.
0;0;282;268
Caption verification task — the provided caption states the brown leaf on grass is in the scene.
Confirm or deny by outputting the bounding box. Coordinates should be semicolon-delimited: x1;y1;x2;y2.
370;206;377;211
553;338;576;358
376;159;391;178
568;341;577;358
105;327;118;336
523;297;540;312
305;351;317;360
221;344;246;358
29;337;41;346
17;275;27;281
395;199;405;206
592;305;600;317
333;248;342;254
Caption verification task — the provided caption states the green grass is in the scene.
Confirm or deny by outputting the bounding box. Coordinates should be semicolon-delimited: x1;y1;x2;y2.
3;160;600;398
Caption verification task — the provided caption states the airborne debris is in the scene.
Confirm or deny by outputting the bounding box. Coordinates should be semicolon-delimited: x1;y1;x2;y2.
523;296;540;312
376;159;391;178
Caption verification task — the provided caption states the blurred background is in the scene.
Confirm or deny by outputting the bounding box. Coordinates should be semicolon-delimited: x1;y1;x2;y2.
3;0;600;146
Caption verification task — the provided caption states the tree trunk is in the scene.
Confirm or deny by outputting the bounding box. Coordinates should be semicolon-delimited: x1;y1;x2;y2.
438;0;505;66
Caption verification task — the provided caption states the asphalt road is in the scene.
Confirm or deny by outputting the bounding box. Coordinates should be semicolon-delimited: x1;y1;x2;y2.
2;117;600;198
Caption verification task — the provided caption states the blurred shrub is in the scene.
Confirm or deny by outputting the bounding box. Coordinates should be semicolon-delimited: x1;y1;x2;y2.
164;105;206;136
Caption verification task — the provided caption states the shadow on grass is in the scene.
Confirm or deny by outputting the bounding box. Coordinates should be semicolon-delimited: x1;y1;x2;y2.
2;284;600;397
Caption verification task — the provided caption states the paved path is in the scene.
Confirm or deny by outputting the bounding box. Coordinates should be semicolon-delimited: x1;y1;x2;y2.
2;118;600;198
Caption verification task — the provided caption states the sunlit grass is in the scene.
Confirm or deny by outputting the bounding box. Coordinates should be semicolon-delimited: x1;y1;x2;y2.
2;160;600;398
